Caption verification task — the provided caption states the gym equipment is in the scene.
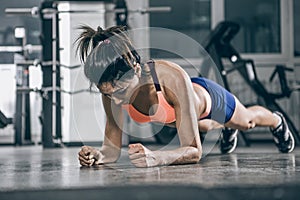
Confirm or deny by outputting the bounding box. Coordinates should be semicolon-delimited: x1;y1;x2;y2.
203;21;300;145
4;5;171;17
39;1;63;147
0;110;12;129
13;27;34;145
5;1;171;147
269;65;300;98
14;62;34;145
0;26;41;145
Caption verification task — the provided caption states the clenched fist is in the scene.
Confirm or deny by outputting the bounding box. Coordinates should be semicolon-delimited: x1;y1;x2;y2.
128;143;160;168
78;146;103;166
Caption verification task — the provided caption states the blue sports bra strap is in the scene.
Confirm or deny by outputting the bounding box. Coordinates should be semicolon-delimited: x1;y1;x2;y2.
147;60;161;91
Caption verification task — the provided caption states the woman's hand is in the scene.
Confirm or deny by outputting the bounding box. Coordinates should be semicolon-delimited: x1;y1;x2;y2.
128;143;160;168
78;146;103;166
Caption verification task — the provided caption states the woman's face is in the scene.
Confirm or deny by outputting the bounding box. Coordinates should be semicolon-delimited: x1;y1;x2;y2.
97;68;140;105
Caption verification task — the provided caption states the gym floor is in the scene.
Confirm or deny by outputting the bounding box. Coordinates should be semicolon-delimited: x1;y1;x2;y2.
0;144;299;200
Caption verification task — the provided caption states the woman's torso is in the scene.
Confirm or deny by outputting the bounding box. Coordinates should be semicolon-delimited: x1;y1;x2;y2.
122;60;211;124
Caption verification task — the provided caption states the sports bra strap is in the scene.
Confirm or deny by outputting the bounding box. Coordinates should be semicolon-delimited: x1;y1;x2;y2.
147;60;161;91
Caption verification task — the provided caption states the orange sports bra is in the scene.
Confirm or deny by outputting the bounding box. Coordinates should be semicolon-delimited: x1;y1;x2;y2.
122;60;211;124
122;91;176;123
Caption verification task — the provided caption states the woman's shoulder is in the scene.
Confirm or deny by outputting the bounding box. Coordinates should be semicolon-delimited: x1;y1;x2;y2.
151;60;193;103
151;59;191;90
153;59;188;78
151;59;186;74
152;59;177;67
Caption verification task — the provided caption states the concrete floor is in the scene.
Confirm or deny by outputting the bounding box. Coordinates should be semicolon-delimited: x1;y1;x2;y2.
0;144;300;200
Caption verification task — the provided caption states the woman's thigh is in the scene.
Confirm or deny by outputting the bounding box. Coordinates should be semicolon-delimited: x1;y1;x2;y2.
225;97;255;131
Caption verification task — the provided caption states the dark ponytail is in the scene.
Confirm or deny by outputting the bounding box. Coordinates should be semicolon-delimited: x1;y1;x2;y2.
75;25;141;85
76;25;110;62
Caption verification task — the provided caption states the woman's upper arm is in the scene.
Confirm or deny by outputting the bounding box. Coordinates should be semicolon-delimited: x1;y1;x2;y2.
164;69;202;150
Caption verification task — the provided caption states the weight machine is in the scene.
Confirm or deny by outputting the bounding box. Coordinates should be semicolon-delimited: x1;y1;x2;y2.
203;21;300;145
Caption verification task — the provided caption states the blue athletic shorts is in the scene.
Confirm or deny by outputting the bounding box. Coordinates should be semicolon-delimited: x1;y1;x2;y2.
191;77;236;124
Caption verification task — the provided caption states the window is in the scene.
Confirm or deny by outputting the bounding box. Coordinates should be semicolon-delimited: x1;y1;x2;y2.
225;0;281;54
149;0;211;58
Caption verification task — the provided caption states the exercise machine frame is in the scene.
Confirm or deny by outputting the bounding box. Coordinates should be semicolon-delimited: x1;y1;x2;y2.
203;21;300;145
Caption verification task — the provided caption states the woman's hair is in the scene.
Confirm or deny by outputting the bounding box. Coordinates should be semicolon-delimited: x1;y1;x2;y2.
75;25;140;85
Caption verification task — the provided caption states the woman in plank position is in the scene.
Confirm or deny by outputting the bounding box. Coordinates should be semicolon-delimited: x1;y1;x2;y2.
77;25;294;168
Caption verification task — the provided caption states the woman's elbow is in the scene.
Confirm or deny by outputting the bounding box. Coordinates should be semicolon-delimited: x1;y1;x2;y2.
194;148;202;163
102;149;121;163
108;153;120;163
110;150;121;163
187;146;202;163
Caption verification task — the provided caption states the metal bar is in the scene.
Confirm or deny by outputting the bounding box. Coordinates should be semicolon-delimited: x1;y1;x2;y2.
13;60;82;69
60;89;99;95
137;7;172;14
0;46;22;52
16;87;37;93
59;64;82;69
24;45;43;52
0;45;42;53
52;11;57;142
5;8;34;15
6;6;171;16
57;7;171;14
16;61;36;66
16;86;99;96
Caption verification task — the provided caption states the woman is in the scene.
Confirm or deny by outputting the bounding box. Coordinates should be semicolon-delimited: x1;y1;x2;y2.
77;25;295;168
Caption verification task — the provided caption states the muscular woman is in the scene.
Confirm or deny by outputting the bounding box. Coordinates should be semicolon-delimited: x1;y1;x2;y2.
76;25;294;168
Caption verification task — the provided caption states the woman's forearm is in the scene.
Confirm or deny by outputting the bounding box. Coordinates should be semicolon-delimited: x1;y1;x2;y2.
154;146;202;166
99;144;121;164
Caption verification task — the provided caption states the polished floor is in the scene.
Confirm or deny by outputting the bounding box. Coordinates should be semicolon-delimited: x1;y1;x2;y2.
0;144;300;200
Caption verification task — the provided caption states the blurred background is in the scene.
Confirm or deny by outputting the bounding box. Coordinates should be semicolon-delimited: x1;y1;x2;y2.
0;0;299;148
